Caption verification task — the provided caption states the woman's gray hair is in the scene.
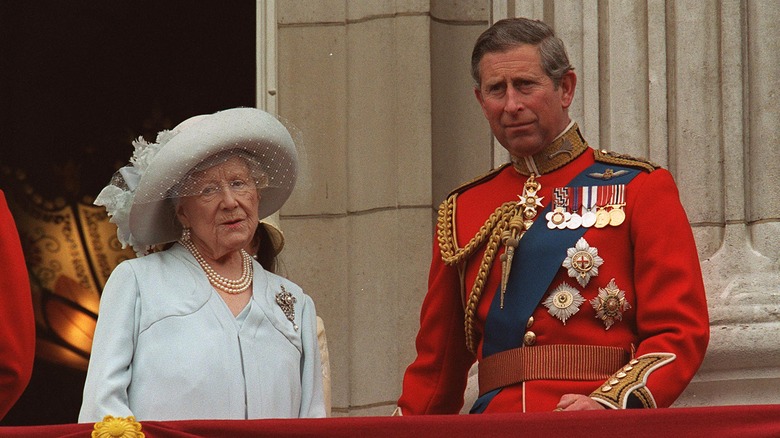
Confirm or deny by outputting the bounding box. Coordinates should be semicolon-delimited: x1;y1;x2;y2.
470;17;573;88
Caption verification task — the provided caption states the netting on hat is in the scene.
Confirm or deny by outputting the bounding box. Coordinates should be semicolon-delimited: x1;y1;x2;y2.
169;150;270;200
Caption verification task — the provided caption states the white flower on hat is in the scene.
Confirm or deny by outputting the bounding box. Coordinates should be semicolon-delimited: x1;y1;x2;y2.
131;134;163;171
95;130;176;256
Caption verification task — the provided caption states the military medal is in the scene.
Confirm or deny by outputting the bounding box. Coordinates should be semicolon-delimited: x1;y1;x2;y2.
590;278;630;330
543;283;585;325
562;237;604;287
581;186;597;228
546;207;566;229
566;186;583;229
546;187;572;229
594;185;611;228
608;184;626;226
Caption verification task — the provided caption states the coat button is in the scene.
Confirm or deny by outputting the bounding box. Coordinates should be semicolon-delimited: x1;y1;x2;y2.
523;331;536;346
526;316;534;328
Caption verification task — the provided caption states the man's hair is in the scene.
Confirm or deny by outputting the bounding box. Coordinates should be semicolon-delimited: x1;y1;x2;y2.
470;17;573;88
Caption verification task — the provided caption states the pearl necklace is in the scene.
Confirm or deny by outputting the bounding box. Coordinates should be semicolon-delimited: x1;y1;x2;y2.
180;239;253;294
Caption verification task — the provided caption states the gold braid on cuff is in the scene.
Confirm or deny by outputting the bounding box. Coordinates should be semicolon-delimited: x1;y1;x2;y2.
589;352;676;409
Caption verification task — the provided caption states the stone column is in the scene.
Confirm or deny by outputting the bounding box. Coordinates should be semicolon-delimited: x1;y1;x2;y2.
275;1;433;416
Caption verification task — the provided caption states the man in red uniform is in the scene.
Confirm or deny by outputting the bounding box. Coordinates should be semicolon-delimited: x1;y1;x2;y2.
397;17;709;414
0;189;35;419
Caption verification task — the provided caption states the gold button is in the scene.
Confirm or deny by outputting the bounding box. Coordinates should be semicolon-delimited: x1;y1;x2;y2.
526;316;534;328
523;331;536;346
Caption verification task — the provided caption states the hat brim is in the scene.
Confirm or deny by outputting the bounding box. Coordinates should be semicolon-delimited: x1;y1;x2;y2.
128;108;298;247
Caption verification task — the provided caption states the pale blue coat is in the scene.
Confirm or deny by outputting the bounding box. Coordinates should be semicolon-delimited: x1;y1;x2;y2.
79;243;325;422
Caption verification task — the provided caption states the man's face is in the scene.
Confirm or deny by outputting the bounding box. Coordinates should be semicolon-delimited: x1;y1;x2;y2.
475;44;575;158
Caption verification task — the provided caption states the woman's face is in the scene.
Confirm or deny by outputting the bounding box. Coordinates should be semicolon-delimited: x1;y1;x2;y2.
176;157;260;260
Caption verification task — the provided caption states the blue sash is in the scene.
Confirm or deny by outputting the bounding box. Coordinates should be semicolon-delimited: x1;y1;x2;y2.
471;162;640;413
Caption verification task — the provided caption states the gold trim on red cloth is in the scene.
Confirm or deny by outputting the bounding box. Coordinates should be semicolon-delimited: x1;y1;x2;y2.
510;124;589;176
478;344;629;396
590;352;676;409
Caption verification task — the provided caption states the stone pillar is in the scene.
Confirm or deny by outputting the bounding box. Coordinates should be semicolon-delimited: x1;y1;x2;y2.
687;0;780;406
275;1;433;416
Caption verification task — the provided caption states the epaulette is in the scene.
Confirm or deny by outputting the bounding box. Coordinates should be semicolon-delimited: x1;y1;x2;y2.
594;149;660;173
446;163;513;199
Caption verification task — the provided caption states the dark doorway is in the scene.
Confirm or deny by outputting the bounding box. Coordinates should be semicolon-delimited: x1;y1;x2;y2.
0;0;256;425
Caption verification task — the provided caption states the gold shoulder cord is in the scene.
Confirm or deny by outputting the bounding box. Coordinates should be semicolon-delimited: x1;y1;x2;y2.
438;196;517;354
437;175;542;354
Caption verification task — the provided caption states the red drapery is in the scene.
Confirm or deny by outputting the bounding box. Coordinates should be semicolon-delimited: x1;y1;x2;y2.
1;404;778;437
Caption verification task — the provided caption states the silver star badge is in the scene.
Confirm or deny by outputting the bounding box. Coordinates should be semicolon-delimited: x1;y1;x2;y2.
543;283;585;325
562;237;604;287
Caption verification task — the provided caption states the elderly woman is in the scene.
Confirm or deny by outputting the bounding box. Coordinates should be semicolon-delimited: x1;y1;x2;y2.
79;108;325;422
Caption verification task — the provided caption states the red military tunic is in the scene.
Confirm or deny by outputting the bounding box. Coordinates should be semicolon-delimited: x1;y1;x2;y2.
397;124;709;414
0;190;36;419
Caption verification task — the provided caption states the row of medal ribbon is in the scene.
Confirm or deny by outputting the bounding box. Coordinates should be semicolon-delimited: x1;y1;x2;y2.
545;184;626;230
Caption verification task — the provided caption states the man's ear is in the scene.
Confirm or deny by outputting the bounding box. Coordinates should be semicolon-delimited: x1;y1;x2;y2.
559;70;577;109
474;86;490;119
474;86;483;105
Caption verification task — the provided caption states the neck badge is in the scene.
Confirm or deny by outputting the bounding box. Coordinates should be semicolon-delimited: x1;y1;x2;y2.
500;174;544;308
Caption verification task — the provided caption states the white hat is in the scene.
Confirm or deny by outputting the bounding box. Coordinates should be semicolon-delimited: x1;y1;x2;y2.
95;107;298;255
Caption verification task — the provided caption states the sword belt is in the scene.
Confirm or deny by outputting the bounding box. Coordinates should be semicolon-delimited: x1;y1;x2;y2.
478;344;629;396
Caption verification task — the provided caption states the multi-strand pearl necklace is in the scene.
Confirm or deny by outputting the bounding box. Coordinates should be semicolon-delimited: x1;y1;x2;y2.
180;239;253;294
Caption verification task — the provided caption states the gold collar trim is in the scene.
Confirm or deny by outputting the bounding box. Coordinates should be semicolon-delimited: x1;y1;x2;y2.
510;123;588;176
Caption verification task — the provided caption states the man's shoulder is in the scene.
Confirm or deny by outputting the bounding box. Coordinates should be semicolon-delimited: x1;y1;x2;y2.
445;163;514;199
593;149;661;173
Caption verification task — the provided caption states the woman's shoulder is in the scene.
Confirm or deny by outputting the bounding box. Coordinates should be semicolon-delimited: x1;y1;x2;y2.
114;245;190;272
262;269;304;294
109;245;206;315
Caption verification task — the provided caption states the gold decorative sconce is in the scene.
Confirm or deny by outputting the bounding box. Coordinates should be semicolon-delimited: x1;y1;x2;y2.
2;167;135;371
